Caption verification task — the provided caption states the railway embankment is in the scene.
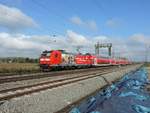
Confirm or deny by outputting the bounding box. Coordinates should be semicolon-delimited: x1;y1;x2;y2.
68;66;150;113
146;66;150;79
0;64;141;113
146;66;150;91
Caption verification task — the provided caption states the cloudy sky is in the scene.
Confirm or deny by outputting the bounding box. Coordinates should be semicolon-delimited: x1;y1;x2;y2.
0;0;150;61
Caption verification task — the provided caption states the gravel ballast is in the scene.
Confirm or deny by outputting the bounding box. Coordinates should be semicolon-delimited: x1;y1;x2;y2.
0;65;141;113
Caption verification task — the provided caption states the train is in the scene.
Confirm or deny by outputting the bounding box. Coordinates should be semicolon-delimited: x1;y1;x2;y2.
39;50;130;70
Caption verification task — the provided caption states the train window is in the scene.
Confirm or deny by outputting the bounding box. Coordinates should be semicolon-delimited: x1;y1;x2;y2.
46;53;51;57
41;51;51;57
85;53;91;55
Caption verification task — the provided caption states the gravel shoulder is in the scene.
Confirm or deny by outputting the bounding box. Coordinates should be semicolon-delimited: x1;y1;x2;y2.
0;64;141;113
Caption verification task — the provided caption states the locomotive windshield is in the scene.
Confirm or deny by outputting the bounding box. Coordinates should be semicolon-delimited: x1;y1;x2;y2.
41;51;51;57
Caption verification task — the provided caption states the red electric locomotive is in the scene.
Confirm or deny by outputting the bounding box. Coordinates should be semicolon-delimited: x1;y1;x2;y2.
39;50;130;70
40;50;75;70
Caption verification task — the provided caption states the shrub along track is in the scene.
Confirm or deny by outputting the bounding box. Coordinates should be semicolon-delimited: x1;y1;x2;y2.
0;65;136;102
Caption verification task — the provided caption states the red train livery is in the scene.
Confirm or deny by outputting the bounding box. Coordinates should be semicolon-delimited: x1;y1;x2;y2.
40;50;130;70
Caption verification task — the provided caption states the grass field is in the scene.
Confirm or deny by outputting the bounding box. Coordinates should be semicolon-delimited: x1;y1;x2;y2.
145;63;150;67
0;63;40;74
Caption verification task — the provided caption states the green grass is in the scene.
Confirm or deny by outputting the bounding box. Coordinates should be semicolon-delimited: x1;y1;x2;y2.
0;63;40;74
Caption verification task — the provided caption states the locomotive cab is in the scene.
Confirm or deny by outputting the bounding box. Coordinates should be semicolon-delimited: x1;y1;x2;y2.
39;50;75;70
40;50;62;69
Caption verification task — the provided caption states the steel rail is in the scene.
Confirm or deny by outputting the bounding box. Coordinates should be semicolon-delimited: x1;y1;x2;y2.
0;66;117;84
0;66;112;77
0;67;118;101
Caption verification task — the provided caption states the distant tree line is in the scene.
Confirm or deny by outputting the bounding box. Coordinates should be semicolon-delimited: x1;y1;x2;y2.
0;57;39;63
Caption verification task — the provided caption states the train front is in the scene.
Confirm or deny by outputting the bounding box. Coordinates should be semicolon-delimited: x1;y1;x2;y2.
39;50;62;70
39;50;51;70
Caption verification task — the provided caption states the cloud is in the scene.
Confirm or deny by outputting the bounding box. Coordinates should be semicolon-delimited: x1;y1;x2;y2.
0;30;94;57
130;34;150;45
106;18;120;28
0;33;49;51
70;16;83;25
86;21;97;31
67;30;90;46
0;31;149;61
0;4;37;31
70;16;98;31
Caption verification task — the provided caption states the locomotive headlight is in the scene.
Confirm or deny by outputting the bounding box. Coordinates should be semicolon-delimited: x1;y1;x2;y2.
40;58;44;61
40;58;50;61
45;58;50;61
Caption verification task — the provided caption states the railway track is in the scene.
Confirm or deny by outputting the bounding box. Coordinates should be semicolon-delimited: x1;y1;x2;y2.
0;66;118;84
0;66;122;101
0;66;112;77
0;65;140;102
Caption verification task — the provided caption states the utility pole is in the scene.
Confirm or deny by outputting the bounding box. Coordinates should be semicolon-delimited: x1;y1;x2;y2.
95;42;112;57
148;46;150;63
95;42;100;56
145;45;150;63
112;47;115;58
